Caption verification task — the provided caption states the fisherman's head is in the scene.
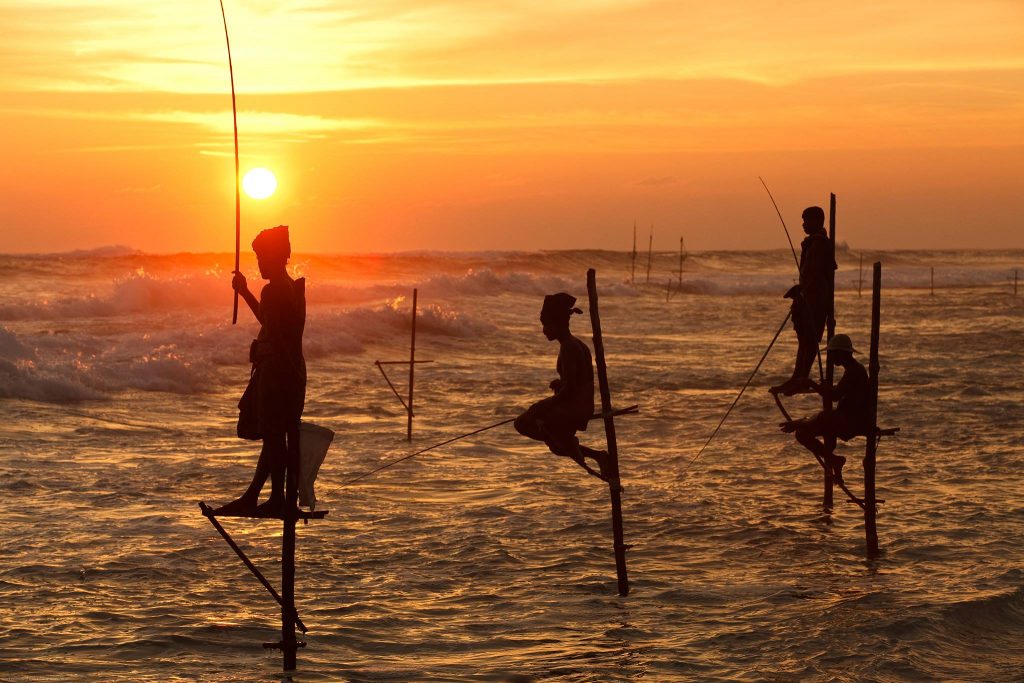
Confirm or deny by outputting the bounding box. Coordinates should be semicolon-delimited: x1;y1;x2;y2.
801;206;825;235
826;333;858;366
252;225;290;279
540;292;582;340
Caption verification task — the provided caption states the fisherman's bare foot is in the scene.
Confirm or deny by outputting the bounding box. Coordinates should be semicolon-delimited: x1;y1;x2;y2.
772;377;814;397
581;447;612;476
255;497;286;518
830;454;846;485
212;496;258;516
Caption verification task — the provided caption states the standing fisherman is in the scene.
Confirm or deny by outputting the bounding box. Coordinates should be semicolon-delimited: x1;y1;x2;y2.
771;206;835;395
215;225;307;517
515;293;610;480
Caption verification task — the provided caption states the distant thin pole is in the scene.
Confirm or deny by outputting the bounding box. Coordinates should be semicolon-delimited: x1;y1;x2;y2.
678;236;685;288
858;253;864;297
930;267;934;296
1015;269;1019;296
645;225;653;283
407;289;417;441
218;0;241;325
630;221;637;284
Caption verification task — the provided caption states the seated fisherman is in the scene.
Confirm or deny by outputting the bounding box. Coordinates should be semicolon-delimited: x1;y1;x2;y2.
514;293;610;481
779;333;870;484
216;225;307;517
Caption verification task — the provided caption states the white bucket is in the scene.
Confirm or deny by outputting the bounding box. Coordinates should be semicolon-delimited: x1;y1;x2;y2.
298;421;334;510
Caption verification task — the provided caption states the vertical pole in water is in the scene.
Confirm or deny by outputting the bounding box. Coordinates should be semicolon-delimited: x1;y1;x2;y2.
858;253;864;297
1014;270;1018;296
678;236;685;288
631;222;637;284
586;268;629;596
407;288;417;441
281;430;300;671
646;226;653;283
930;267;934;296
864;262;882;556
821;194;837;509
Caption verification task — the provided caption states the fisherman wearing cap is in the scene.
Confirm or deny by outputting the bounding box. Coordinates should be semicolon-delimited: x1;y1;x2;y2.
514;292;610;480
215;225;307;516
771;206;836;396
779;333;870;483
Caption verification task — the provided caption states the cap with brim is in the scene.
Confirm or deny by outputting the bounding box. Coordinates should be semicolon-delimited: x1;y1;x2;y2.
826;333;858;354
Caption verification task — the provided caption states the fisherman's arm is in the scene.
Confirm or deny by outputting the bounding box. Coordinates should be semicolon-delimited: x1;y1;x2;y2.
232;271;261;321
548;347;581;405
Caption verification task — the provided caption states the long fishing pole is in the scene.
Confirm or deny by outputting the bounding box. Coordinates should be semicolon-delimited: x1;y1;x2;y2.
682;310;792;472
340;404;640;487
759;176;800;271
339;417;518;487
760;176;825;382
218;0;241;324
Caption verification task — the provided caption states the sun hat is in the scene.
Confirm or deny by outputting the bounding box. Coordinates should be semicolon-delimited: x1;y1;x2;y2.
826;333;858;354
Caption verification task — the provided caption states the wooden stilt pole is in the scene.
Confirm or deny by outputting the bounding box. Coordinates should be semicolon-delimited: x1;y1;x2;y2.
678;236;685;289
407;288;417;441
930;267;934;296
821;194;837;510
864;262;882;556
630;221;637;284
586;268;630;597
857;253;864;297
198;502;308;633
280;429;301;671
645;226;653;283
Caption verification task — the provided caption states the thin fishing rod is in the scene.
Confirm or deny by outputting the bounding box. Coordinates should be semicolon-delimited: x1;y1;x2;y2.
759;176;825;380
219;0;241;324
682;310;792;472
339;417;517;487
758;176;800;272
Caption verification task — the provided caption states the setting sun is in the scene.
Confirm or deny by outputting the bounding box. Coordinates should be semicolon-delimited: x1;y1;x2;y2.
242;168;277;200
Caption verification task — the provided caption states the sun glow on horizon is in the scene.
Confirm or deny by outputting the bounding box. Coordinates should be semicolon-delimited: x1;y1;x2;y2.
242;168;277;200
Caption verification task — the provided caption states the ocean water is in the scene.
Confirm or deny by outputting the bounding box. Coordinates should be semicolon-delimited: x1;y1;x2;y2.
1;247;1022;681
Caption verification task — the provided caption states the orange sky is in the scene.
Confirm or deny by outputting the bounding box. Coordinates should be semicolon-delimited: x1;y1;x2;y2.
1;1;1022;253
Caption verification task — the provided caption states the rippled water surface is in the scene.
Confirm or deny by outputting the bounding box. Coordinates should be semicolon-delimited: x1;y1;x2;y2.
1;249;1022;681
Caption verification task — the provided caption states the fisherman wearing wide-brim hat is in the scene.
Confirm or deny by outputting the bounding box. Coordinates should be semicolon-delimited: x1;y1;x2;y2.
779;333;871;483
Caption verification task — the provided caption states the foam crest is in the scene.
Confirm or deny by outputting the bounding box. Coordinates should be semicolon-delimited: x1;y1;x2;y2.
0;269;227;320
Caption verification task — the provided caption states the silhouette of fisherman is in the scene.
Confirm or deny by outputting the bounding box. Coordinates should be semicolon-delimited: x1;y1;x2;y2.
215;225;306;517
771;206;836;396
779;334;870;483
514;293;611;481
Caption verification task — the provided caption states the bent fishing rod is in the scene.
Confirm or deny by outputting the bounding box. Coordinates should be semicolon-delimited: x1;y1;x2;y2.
759;176;800;271
218;0;241;324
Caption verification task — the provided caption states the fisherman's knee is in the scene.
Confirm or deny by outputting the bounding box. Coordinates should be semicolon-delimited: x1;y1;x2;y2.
513;414;532;437
795;427;816;448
